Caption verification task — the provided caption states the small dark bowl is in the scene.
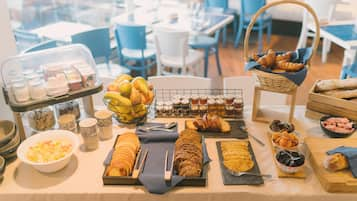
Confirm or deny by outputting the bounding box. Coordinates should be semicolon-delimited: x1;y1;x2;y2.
320;116;356;138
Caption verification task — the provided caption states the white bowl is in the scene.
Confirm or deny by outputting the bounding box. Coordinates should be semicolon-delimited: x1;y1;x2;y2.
17;130;79;173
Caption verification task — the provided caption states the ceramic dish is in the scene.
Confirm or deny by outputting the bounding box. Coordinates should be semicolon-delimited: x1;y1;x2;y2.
275;150;305;174
0;120;16;147
0;127;20;154
17;130;79;173
320;116;356;138
271;131;299;151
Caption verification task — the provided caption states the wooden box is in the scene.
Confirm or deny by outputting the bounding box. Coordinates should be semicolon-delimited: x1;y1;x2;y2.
306;81;357;120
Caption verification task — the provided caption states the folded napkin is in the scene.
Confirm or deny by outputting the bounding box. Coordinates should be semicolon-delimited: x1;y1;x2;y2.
136;123;179;143
327;146;357;178
244;47;312;86
139;139;211;194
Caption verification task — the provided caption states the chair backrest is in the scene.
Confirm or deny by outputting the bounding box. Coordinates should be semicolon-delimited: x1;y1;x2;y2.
149;75;211;90
223;76;287;105
71;27;111;60
115;24;147;50
205;0;228;9
154;28;189;58
14;29;42;51
304;0;337;21
23;40;57;53
241;0;266;16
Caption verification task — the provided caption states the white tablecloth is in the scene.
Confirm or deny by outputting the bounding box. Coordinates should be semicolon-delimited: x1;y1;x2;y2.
1;106;357;201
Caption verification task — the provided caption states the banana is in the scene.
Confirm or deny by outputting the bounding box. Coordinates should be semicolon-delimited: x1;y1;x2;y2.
118;113;135;122
132;77;149;96
133;103;146;113
145;90;154;104
114;105;132;114
104;91;132;107
115;74;133;84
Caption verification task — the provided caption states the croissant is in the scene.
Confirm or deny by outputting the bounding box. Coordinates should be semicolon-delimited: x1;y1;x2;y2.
276;61;304;72
257;49;276;68
276;52;293;63
251;54;260;62
323;153;349;172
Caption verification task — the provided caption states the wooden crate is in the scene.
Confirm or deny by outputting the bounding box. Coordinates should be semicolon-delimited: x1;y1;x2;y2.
306;81;357;121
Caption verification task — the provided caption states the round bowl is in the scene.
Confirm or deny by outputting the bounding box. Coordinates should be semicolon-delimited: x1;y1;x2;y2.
275;151;305;174
320;115;356;138
0;120;16;147
0;131;21;160
17;130;79;173
271;132;299;151
269;120;295;133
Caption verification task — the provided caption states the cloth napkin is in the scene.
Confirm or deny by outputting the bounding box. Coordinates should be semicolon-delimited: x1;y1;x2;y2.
136;123;179;143
244;47;312;86
327;146;357;178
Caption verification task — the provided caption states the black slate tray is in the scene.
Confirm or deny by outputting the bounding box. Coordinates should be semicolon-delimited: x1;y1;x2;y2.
216;141;264;185
186;120;248;139
102;135;208;186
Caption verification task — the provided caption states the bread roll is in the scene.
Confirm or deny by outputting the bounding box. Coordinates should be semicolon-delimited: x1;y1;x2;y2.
323;153;349;172
316;79;357;92
321;89;357;99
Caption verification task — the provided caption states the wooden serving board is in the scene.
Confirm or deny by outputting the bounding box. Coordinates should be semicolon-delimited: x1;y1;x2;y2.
267;131;306;178
305;137;357;193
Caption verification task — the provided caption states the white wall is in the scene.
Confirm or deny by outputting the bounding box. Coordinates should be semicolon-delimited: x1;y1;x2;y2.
0;0;17;120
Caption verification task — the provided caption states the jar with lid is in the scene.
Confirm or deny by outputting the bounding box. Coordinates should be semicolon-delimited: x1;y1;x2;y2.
58;114;77;133
29;79;47;100
233;99;244;117
95;110;113;140
190;95;199;116
216;99;225;116
180;98;190;116
56;100;81;120
156;101;164;117
163;101;173;117
12;82;30;103
207;98;217;114
27;106;55;131
172;98;182;116
79;118;98;150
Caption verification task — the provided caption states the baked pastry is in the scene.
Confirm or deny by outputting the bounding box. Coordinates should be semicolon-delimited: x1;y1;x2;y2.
221;141;254;172
174;129;203;177
272;131;299;149
315;78;357;92
186;113;231;133
107;132;140;176
256;49;276;68
275;52;293;63
323;153;349;171
276;61;304;72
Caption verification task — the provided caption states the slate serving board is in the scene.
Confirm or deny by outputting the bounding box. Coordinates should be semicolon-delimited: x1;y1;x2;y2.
186;120;248;139
102;135;208;186
216;141;264;185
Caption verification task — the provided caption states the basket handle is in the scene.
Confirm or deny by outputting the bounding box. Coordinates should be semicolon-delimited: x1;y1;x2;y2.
243;0;320;66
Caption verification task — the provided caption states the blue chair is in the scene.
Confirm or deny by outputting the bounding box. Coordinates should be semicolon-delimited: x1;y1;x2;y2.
204;0;238;47
190;30;222;77
234;0;272;53
23;40;57;53
114;24;156;78
341;63;357;79
71;28;112;68
14;29;42;51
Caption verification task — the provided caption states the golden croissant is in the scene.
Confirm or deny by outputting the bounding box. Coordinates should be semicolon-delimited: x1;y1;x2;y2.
257;49;276;68
276;52;293;63
276;61;304;72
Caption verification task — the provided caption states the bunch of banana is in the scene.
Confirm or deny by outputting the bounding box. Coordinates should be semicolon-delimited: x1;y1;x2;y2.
104;74;154;123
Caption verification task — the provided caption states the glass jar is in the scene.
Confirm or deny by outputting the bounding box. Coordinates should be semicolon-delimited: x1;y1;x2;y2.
12;82;30;103
199;95;208;105
29;79;47;100
181;98;190;116
58;114;77;133
95;110;113;141
27;106;55;131
216;99;225;116
163;101;173;117
207;99;217;114
190;95;199;116
156;101;164;117
56;100;81;120
79;118;98;150
224;95;235;105
172;98;182;116
233;99;244;117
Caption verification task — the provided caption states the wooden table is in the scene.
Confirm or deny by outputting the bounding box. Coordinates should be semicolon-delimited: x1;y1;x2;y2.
31;21;93;42
1;105;357;201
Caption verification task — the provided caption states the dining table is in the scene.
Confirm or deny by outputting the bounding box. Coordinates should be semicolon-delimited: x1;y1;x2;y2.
1;105;357;201
31;21;94;42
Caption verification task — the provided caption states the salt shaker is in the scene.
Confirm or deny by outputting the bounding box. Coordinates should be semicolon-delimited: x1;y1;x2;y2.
94;110;113;140
79;118;98;150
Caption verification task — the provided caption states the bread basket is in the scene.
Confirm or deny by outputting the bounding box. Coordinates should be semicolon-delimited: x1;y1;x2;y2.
243;0;321;93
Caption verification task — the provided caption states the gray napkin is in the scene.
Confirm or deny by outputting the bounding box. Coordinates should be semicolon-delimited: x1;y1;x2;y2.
136;123;179;143
327;146;357;178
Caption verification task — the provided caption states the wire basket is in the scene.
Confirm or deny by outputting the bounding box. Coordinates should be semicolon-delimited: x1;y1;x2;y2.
154;89;244;119
243;0;320;93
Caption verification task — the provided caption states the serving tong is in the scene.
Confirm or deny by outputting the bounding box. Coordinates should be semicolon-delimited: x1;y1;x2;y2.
132;149;149;179
138;122;177;132
164;150;175;181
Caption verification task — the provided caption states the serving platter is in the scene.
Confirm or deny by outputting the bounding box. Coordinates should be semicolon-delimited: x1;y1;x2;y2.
102;135;208;186
216;140;264;185
185;120;248;139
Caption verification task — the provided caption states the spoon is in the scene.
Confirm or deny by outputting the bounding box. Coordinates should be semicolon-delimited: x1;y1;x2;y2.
138;122;177;132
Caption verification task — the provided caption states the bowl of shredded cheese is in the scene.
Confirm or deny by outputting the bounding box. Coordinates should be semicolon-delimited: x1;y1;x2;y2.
17;130;79;173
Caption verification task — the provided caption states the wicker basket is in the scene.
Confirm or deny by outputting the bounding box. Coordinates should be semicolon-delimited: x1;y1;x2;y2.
243;0;321;93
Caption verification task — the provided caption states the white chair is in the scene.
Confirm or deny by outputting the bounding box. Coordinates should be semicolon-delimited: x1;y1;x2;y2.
223;76;287;106
154;27;204;76
297;0;338;63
